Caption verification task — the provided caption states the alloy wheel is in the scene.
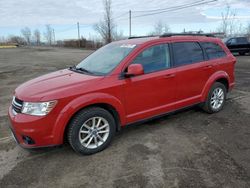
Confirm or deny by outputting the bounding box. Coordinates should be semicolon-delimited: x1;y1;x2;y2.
78;117;110;149
210;88;224;110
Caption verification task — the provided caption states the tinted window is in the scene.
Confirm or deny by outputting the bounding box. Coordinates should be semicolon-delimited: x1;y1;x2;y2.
132;44;170;73
172;42;204;67
236;37;248;44
228;38;237;44
201;42;226;60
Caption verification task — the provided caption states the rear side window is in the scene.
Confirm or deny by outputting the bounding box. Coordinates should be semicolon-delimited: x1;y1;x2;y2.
201;42;226;60
172;42;204;67
236;37;248;44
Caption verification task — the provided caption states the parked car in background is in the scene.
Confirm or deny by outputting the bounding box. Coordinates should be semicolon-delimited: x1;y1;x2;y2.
9;34;236;155
224;37;250;55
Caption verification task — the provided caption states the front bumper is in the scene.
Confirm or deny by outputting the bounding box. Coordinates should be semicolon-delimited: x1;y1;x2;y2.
8;106;60;148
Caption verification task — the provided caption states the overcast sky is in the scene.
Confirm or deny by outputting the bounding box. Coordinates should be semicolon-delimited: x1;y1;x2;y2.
0;0;250;40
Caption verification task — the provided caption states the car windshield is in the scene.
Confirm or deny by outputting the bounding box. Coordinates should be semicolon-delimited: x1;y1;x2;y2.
76;43;136;75
222;38;229;43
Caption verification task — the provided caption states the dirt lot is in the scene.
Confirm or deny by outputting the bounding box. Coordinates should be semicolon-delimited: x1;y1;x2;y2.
0;47;250;187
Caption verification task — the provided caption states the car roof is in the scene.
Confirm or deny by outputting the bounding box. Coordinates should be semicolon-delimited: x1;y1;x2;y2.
113;35;221;46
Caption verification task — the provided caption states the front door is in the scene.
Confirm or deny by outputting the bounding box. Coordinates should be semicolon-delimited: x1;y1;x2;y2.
123;44;177;124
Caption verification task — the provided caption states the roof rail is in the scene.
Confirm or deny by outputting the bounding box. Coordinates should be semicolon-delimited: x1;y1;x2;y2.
160;33;215;37
128;35;156;39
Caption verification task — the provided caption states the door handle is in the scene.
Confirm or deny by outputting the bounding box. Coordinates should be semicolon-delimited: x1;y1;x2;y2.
163;74;175;79
203;65;213;69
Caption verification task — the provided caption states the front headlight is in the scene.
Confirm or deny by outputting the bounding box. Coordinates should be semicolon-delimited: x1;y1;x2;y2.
22;101;57;116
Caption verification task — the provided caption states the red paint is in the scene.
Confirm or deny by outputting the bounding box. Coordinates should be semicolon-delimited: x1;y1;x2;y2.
126;64;144;76
8;36;236;148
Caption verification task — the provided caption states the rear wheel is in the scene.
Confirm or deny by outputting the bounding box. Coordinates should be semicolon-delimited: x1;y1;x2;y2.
239;52;245;56
68;107;116;155
202;82;227;113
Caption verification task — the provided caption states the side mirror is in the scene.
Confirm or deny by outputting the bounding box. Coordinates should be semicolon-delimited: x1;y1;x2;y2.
125;64;144;77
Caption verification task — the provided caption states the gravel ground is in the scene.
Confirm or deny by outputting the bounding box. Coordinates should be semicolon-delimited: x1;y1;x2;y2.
0;47;250;188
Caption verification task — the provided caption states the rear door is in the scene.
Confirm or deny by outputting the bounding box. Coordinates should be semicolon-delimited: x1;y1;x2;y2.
236;37;249;52
227;37;249;53
171;41;211;108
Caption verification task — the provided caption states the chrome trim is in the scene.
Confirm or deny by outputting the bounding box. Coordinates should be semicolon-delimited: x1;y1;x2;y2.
13;99;22;107
12;109;17;116
11;96;23;114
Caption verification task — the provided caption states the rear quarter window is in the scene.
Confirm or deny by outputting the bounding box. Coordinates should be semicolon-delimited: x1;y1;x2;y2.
201;42;227;60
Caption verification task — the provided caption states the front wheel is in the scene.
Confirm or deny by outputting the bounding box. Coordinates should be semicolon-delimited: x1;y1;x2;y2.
68;107;116;155
202;82;227;113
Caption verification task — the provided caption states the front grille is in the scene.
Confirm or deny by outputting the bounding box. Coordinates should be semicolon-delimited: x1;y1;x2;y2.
12;97;23;113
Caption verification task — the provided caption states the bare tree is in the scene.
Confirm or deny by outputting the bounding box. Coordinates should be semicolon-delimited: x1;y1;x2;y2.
246;23;250;38
8;35;26;45
217;5;239;37
149;20;170;35
0;36;6;43
21;27;31;45
94;0;115;44
113;30;126;41
44;24;53;46
154;21;170;35
33;29;41;46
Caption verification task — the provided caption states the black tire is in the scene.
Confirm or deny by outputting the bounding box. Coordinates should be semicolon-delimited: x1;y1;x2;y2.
202;82;227;114
239;52;245;56
68;107;116;155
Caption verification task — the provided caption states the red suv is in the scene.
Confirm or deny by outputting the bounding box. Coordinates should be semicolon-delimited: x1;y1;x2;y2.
9;34;236;155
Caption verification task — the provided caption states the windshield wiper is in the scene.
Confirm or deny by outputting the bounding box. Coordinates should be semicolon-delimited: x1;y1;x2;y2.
75;67;93;74
69;65;76;70
69;65;93;74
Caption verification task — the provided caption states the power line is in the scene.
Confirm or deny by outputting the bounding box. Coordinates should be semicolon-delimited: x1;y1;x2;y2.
52;0;218;38
115;0;217;21
132;0;207;13
56;25;76;33
133;0;217;18
113;12;128;19
113;12;129;20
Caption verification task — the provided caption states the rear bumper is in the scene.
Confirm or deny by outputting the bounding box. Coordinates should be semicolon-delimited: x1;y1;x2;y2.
8;107;62;148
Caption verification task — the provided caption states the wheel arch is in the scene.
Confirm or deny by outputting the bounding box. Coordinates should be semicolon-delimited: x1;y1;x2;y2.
52;93;126;145
215;77;229;91
201;71;230;102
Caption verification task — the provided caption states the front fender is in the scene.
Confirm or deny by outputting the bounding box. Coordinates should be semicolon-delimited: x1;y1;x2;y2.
52;92;126;144
201;71;229;102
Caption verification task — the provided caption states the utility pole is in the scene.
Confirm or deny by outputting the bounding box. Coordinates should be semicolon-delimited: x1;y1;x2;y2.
129;10;131;37
77;22;80;48
53;29;56;45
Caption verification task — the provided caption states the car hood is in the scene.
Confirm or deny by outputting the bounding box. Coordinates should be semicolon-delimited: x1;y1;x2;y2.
15;69;104;101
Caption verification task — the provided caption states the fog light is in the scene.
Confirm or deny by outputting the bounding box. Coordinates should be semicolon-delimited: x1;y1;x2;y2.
22;136;35;145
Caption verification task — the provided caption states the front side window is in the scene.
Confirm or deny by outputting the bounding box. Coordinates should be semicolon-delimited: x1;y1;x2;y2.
201;42;226;60
132;44;170;74
76;43;136;75
172;42;204;67
228;38;237;44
